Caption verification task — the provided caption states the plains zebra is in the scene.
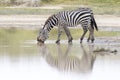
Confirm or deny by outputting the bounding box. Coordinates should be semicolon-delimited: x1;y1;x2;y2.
37;8;98;44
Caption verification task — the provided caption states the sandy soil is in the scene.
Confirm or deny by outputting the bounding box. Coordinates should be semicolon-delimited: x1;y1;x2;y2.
0;15;120;29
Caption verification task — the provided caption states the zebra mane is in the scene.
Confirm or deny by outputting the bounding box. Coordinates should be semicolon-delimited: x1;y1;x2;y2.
43;14;56;29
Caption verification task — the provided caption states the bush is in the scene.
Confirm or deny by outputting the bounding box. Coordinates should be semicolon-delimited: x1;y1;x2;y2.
0;0;41;6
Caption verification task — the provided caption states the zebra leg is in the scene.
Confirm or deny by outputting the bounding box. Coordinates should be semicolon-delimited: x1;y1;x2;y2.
87;33;90;42
56;28;62;44
88;27;94;43
91;29;94;43
80;27;88;43
63;26;73;43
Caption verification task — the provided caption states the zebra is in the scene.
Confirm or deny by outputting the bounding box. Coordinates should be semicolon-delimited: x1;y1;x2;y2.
37;8;98;44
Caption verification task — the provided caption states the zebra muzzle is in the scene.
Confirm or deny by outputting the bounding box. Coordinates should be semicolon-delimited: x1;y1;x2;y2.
37;37;44;43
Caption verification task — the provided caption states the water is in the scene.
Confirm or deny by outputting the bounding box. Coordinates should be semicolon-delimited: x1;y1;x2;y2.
0;28;120;80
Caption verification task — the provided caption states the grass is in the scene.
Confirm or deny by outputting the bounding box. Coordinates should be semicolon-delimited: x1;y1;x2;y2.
0;28;120;44
48;28;120;40
0;7;61;15
0;28;37;45
0;6;120;15
41;0;120;15
0;0;120;15
42;0;120;5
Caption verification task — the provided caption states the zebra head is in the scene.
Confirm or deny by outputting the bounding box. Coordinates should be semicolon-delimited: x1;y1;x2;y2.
37;28;49;43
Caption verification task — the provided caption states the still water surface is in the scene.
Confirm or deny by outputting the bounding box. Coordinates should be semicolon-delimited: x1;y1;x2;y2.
0;28;120;80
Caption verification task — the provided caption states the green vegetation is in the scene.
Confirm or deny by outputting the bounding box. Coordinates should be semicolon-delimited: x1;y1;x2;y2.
0;28;120;43
0;7;61;15
41;0;120;15
49;28;120;40
0;5;120;15
41;0;120;5
0;28;37;45
1;0;119;6
0;0;120;15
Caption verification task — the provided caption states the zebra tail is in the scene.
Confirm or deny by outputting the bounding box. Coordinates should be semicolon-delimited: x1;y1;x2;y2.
91;14;98;31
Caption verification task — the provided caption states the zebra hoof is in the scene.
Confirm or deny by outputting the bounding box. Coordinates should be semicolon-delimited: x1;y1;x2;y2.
68;38;73;43
87;39;90;42
80;38;83;43
68;41;72;45
80;40;82;43
56;40;60;44
68;40;72;45
91;39;94;43
91;41;94;43
68;40;72;43
68;38;73;42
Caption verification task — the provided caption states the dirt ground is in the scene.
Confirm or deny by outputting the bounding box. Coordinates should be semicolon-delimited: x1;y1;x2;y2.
0;15;120;29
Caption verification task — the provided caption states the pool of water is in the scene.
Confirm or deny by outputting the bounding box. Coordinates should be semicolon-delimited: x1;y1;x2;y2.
0;28;120;80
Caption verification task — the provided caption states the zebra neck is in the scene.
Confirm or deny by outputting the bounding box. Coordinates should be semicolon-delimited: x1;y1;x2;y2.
46;25;54;32
43;27;52;33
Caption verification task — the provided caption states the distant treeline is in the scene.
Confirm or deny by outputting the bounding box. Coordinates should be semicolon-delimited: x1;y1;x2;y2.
0;0;41;6
0;0;119;6
41;0;120;4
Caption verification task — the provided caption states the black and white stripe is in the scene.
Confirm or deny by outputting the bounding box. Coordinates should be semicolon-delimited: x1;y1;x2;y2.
38;8;98;43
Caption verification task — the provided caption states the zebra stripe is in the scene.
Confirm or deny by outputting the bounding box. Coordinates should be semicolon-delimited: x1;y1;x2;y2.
43;8;96;31
38;8;98;43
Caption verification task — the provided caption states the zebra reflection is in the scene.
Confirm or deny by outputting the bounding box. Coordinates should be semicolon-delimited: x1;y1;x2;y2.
38;44;96;73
